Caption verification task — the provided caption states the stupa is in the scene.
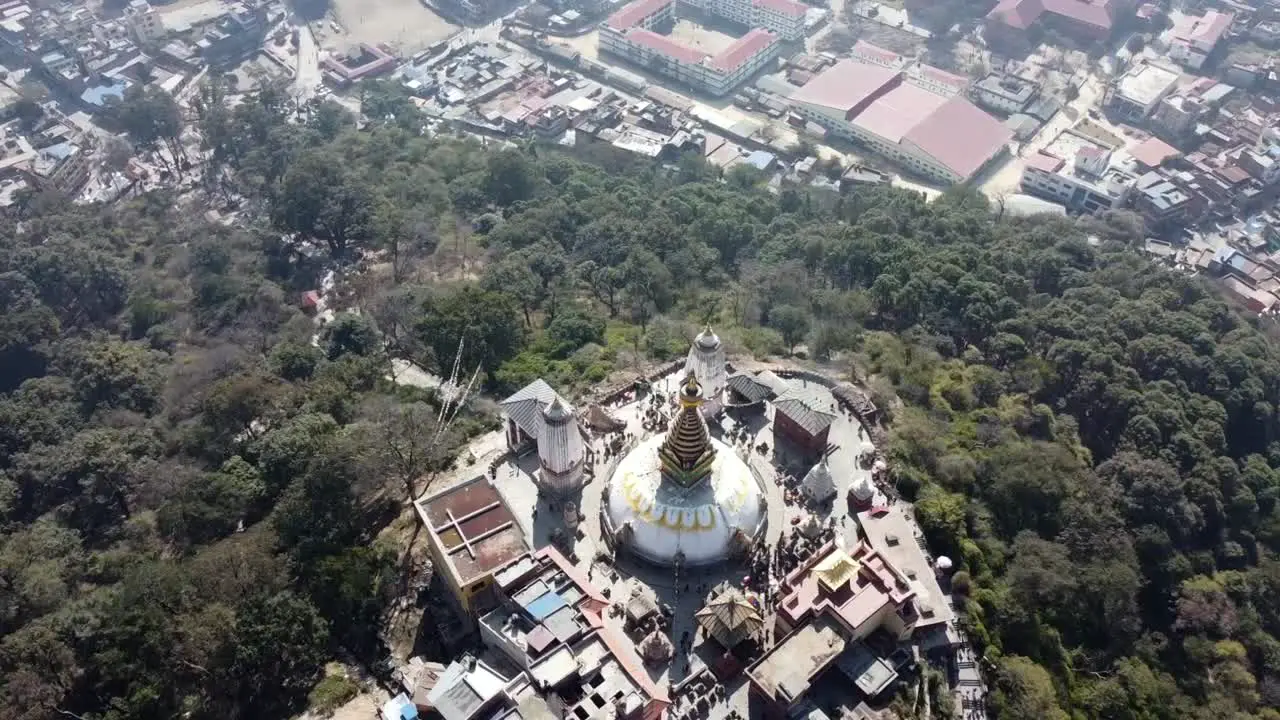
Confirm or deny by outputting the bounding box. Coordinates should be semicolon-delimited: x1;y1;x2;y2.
603;373;767;566
535;398;586;497
849;475;875;513
684;326;726;416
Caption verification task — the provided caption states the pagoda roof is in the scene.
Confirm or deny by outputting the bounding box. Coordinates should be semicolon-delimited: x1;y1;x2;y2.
696;589;764;648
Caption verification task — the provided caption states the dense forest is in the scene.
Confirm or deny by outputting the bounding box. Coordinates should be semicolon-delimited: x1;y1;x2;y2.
5;78;1280;720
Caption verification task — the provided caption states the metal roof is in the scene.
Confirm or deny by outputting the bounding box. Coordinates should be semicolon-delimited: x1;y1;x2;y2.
726;373;775;403
501;378;569;442
774;388;836;435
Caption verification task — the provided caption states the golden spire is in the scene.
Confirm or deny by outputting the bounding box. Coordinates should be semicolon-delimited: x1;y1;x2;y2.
660;373;716;488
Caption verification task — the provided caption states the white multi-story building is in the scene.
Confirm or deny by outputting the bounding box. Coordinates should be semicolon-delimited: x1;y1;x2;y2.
1020;146;1137;214
601;0;781;96
681;0;807;39
124;0;166;44
1168;10;1233;70
970;72;1037;114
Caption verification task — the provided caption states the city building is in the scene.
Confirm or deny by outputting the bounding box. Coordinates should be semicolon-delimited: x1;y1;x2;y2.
194;2;267;68
747;540;922;719
600;0;781;98
683;0;809;41
1131;169;1200;231
322;43;398;86
427;657;511;720
1150;80;1234;142
789;60;1012;184
1107;61;1181;123
124;0;166;45
985;0;1129;48
849;39;904;69
479;547;669;720
415;475;530;616
30;139;93;195
1020;138;1139;214
1167;9;1233;70
971;72;1037;114
684;326;726;415
602;374;767;566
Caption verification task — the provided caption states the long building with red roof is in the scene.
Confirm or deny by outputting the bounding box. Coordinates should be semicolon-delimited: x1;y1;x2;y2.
600;0;782;96
985;0;1133;47
789;59;1011;184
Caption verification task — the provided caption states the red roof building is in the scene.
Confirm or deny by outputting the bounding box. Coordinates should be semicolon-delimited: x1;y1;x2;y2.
605;0;674;31
706;28;777;72
790;60;1011;183
415;475;530;615
985;0;1129;47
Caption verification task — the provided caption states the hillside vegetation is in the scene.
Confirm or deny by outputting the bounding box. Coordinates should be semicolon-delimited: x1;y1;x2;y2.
3;82;1280;720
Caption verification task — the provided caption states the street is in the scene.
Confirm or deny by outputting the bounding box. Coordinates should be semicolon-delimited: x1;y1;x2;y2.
294;22;322;103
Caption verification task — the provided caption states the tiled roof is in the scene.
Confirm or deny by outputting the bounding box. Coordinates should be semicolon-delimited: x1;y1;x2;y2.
1129;136;1180;168
626;29;709;65
726;373;776;403
988;0;1117;31
774;388;836;435
790;60;900;113
752;0;807;17
851;81;947;143
706;28;776;72
1026;151;1065;173
903;95;1013;180
501;378;567;441
604;0;672;30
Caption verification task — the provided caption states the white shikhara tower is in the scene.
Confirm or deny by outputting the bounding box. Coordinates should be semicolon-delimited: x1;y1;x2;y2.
684;326;726;416
536;398;586;496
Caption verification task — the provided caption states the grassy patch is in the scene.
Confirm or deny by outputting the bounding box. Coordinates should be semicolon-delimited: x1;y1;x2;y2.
308;669;360;717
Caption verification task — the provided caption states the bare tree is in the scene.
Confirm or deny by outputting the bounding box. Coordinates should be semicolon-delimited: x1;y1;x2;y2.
360;398;459;503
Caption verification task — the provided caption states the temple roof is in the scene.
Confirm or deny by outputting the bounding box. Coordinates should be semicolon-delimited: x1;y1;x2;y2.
502;378;570;441
814;548;860;593
696;589;764;648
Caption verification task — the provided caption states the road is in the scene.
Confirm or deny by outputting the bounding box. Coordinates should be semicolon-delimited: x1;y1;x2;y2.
977;72;1105;197
294;23;322;103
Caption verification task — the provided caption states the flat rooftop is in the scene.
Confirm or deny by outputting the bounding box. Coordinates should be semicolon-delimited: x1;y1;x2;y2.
420;476;529;585
1116;62;1180;106
856;507;954;628
748;616;846;703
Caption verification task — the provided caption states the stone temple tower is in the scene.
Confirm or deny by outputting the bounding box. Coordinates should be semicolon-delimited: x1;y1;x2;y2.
535;398;585;497
684;326;726;416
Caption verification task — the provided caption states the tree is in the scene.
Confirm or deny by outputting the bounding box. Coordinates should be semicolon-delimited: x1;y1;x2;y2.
324;312;382;361
358;398;456;503
770;305;811;354
989;656;1069;720
415;286;525;383
229;591;329;715
272;148;375;259
107;85;185;171
485;149;537;206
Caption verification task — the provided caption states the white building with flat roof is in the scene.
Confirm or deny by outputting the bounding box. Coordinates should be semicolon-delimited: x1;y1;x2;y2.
1020;133;1138;214
1108;61;1180;122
